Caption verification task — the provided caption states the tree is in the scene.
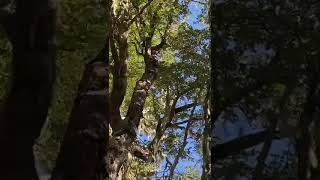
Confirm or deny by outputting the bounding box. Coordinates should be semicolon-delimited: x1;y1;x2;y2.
0;0;210;179
0;0;57;179
212;0;320;179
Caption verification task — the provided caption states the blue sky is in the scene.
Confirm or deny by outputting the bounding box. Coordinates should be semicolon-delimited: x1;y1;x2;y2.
187;1;208;30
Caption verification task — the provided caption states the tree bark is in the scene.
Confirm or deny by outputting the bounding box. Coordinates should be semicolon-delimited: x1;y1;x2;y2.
51;0;111;178
202;89;211;180
50;45;109;180
0;0;56;179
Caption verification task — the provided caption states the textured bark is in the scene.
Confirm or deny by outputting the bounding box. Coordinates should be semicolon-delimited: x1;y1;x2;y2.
107;1;170;178
106;136;130;180
109;19;129;131
126;52;159;129
202;90;211;180
51;48;109;180
107;41;163;178
0;0;56;179
50;0;111;178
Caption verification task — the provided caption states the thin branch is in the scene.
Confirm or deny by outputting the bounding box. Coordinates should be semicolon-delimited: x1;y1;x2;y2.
127;0;155;28
168;104;197;180
213;130;281;160
191;0;206;5
174;103;199;114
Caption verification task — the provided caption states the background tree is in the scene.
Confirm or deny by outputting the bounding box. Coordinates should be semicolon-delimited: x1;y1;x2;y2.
212;0;320;179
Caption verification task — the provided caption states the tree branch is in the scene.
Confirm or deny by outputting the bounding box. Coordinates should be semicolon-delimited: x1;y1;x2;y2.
131;143;154;162
151;14;173;51
110;35;119;63
151;39;166;51
191;0;206;5
131;41;143;55
174;103;199;114
127;0;155;28
168;105;196;179
213;130;281;160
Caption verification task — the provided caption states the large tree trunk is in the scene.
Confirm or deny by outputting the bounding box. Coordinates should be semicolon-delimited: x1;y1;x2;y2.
0;0;56;179
50;45;109;180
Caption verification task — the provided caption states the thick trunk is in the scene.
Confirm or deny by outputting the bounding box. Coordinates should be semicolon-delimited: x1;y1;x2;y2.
0;0;56;179
51;1;110;178
51;48;109;180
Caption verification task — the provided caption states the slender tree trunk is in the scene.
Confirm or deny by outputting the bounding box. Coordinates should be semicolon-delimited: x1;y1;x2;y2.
168;105;196;180
50;45;109;180
0;0;56;179
202;89;211;180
